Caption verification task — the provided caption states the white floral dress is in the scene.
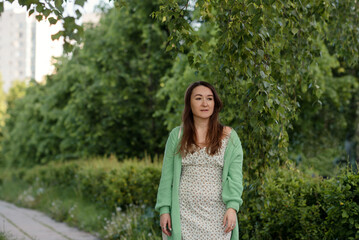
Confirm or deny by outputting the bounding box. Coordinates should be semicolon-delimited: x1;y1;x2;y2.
179;135;231;240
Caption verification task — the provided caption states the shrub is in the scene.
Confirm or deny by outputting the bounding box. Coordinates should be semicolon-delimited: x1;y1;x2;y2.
10;156;162;212
103;205;160;240
323;171;359;240
238;164;359;240
3;158;358;239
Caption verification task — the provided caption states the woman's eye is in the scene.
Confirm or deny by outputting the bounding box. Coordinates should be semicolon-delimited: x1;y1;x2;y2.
208;98;213;101
195;98;201;100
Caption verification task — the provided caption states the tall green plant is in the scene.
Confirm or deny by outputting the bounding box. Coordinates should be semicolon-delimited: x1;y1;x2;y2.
1;1;173;166
153;0;359;178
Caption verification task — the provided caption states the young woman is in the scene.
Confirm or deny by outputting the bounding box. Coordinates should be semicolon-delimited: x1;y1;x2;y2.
155;81;244;240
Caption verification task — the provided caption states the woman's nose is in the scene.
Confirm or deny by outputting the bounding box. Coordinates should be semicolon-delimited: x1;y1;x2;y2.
202;100;208;106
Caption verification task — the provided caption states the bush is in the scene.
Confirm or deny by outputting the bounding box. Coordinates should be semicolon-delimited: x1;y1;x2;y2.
10;156;162;212
3;158;358;239
323;171;359;239
238;164;359;240
103;205;160;240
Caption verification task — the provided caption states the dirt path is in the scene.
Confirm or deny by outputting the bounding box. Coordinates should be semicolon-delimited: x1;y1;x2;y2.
0;200;99;240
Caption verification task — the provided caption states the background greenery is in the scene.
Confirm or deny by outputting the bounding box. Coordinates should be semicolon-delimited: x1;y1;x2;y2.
1;158;358;239
0;0;358;239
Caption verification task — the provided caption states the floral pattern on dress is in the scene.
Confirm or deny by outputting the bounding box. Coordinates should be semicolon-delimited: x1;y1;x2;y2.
179;134;231;240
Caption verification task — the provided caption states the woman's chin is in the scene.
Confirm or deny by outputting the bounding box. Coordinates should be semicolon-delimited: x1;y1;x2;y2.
194;113;213;119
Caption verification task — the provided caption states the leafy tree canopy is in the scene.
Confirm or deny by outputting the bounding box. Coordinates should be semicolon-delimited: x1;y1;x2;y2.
1;0;173;167
153;0;359;177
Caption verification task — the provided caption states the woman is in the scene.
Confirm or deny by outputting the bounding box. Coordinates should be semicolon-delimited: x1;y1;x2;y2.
155;81;244;240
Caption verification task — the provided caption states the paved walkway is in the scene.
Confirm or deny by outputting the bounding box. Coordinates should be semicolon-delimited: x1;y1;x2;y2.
0;200;99;240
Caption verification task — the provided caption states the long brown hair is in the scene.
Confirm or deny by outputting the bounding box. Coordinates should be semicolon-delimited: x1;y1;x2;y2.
179;81;225;157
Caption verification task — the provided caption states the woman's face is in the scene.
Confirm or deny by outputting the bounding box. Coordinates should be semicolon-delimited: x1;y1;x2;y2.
190;85;215;120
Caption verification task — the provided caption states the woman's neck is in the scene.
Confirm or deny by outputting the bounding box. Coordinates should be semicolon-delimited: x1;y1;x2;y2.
193;117;209;134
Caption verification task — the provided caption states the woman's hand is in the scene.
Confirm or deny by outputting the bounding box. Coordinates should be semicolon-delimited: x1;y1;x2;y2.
223;208;237;233
160;213;172;236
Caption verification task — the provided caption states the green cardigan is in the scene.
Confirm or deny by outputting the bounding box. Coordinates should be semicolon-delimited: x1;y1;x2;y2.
155;126;244;240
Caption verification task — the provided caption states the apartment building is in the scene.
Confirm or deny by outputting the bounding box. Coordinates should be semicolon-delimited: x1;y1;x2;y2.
0;9;63;92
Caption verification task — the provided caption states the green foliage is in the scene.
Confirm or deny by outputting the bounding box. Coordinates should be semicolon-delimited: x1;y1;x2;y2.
1;1;173;167
0;232;18;240
153;0;359;178
2;0;358;177
0;79;6;129
155;54;206;130
5;80;27;111
9;156;162;211
103;205;160;240
2;158;359;239
1;0;86;52
0;157;162;239
238;164;359;240
324;172;359;239
1;81;49;166
0;177;109;237
288;42;359;174
291;147;344;178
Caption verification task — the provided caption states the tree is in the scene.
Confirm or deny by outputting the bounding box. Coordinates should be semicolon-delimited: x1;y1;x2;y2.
287;42;359;176
1;0;173;166
153;0;359;177
0;76;7;130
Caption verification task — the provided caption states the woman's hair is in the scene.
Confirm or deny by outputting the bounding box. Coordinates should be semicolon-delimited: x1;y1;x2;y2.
179;81;225;157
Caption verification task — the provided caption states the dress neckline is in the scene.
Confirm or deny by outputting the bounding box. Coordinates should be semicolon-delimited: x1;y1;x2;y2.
197;132;231;150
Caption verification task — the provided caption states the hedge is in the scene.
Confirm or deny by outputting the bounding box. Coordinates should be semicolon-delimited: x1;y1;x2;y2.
2;158;358;239
7;157;162;211
239;165;359;240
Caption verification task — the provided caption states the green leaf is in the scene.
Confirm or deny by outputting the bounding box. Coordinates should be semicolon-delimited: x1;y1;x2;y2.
55;0;64;12
63;42;74;52
36;4;43;12
188;54;194;65
35;15;43;21
43;9;52;17
0;2;4;13
260;71;267;79
263;81;270;88
51;31;63;40
291;27;299;35
48;17;58;25
28;9;35;16
75;9;82;18
342;210;349;218
75;0;86;7
258;49;264;57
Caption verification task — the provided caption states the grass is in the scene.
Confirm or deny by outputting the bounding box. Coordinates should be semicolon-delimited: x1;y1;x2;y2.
0;180;162;239
0;179;110;237
0;156;163;240
0;231;20;240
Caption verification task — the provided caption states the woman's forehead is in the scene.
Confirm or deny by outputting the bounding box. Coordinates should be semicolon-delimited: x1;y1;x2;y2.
192;85;213;96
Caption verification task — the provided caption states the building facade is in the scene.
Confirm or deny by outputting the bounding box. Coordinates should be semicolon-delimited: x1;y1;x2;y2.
0;9;62;92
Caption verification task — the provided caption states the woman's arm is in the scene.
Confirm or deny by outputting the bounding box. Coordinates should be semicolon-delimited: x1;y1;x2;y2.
222;132;244;212
155;127;177;215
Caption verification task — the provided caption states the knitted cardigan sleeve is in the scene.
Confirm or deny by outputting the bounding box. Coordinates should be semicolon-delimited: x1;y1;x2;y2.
222;130;244;212
154;127;178;215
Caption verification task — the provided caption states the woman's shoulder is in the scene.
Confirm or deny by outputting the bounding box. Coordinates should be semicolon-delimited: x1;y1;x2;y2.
168;126;182;138
224;126;241;146
223;126;232;136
